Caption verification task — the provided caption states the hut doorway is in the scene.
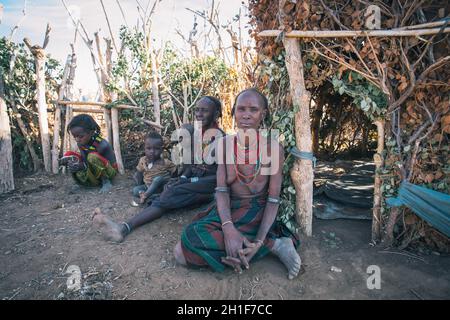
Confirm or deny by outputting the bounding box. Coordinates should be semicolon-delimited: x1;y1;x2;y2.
311;83;377;223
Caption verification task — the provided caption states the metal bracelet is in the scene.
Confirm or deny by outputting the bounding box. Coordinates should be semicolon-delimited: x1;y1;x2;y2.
267;196;281;204
122;222;131;234
215;187;230;193
221;220;233;227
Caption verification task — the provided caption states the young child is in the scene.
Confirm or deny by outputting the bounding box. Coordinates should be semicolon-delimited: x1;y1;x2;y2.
63;114;117;193
132;131;176;205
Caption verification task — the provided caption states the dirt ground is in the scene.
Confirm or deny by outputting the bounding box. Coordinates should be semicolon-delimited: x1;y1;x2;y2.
1;172;449;300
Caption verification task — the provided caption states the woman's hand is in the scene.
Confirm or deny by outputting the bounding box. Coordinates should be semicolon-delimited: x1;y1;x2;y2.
239;241;263;268
222;224;256;272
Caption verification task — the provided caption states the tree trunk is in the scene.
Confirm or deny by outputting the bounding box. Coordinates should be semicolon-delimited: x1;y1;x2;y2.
34;48;52;172
372;119;385;243
0;75;15;193
283;37;314;236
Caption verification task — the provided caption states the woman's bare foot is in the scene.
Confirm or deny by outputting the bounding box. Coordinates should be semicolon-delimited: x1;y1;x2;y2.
271;237;301;280
92;208;125;243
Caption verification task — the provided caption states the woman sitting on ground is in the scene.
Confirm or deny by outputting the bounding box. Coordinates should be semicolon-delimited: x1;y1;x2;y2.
173;88;302;280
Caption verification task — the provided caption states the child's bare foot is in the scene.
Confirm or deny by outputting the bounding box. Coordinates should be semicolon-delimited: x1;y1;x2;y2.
92;208;125;243
271;237;301;280
99;179;112;194
139;192;147;204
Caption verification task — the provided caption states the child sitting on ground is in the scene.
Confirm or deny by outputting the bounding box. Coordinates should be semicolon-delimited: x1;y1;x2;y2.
62;114;117;193
132;131;176;205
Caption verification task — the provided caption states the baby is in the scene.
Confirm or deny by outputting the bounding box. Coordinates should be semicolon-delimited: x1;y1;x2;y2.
132;131;176;205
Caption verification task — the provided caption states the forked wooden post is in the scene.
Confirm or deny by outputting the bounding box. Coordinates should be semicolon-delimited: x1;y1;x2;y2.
279;0;313;236
34;49;51;172
284;38;314;237
24;25;52;172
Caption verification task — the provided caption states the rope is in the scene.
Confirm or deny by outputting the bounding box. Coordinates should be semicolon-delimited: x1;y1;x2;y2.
289;147;316;168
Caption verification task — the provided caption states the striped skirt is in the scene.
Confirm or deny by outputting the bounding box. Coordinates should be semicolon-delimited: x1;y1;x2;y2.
180;195;299;272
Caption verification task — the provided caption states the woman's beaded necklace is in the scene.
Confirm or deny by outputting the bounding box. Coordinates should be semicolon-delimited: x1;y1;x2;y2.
233;134;262;186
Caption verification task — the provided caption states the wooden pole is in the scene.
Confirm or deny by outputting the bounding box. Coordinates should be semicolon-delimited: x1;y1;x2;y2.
182;82;189;123
51;54;71;174
95;33;113;144
258;27;450;38
53;100;143;110
0;74;15;193
66;105;77;152
142;119;164;130
150;49;161;132
62;105;72;159
71;107;104;113
51;104;62;174
372;119;385;243
111;106;125;174
279;0;314;236
53;100;106;107
24;38;51;172
62;48;78;163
